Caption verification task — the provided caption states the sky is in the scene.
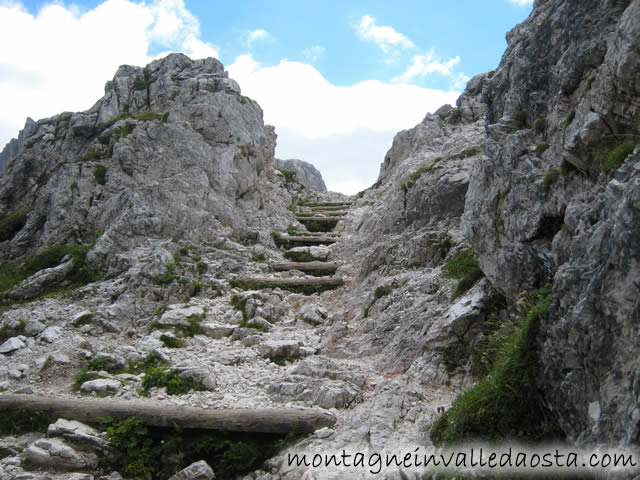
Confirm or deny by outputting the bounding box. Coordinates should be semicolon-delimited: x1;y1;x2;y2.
0;0;533;194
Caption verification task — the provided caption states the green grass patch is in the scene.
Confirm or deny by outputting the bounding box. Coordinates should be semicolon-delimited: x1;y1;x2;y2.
271;232;295;250
72;370;102;392
430;285;559;445
141;368;206;396
156;263;176;284
100;416;299;480
252;252;266;262
0;319;25;342
0;208;29;242
284;251;315;262
238;321;269;332
0;243;100;297
0;408;54;435
82;151;101;162
269;353;301;366
94;164;107;185
403;157;444;189
602;140;635;173
448;147;481;160
442;249;484;299
536;143;550;155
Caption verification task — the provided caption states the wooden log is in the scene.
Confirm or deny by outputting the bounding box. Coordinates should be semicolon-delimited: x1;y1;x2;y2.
271;261;338;272
234;276;344;287
279;235;338;245
296;212;347;218
296;216;340;222
0;394;336;434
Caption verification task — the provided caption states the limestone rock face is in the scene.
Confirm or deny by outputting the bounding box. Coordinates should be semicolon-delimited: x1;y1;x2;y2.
0;53;293;275
460;0;640;444
274;158;327;192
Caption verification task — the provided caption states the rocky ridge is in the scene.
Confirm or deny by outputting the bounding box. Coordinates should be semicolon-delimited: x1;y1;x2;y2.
274;158;328;192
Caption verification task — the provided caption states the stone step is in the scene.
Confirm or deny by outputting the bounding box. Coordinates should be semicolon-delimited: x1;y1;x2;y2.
230;276;344;295
271;261;338;276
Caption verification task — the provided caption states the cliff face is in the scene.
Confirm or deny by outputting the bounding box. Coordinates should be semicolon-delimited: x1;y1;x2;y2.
462;0;640;444
274;158;327;192
0;53;292;276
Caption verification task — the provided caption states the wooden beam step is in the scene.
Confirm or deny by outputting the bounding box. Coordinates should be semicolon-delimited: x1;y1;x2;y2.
279;235;338;245
296;216;340;222
270;261;338;272
296;212;347;218
300;202;352;208
231;276;344;294
0;394;336;434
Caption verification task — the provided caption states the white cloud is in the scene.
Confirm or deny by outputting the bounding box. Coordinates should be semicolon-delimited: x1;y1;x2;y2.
229;54;460;194
301;45;325;63
506;0;533;5
0;0;218;149
247;28;270;45
393;51;461;84
355;15;414;53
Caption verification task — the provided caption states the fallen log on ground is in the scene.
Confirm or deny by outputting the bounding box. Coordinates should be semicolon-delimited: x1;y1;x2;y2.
0;394;336;434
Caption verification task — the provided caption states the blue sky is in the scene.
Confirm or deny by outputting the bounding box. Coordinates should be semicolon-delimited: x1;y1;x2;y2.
1;0;533;193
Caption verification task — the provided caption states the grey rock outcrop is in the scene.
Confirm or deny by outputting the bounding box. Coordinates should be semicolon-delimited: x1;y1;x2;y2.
274;158;327;192
168;460;215;480
461;0;640;444
0;53;294;276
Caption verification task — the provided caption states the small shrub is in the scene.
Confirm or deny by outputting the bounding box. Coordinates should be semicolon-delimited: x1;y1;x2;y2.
533;118;546;134
543;168;561;190
515;109;527;129
536;143;550;155
284;250;314;263
156;264;176;284
276;168;297;184
196;261;208;275
0;208;29;242
252;252;266;263
602;141;635;173
374;286;391;299
133;76;149;91
160;334;184;348
94;164;107;185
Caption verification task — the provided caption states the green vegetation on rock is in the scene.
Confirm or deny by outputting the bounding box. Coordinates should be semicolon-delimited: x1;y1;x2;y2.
0;208;29;242
442;249;484;299
430;284;560;445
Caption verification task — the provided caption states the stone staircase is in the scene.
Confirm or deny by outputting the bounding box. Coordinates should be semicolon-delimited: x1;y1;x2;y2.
232;201;351;294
